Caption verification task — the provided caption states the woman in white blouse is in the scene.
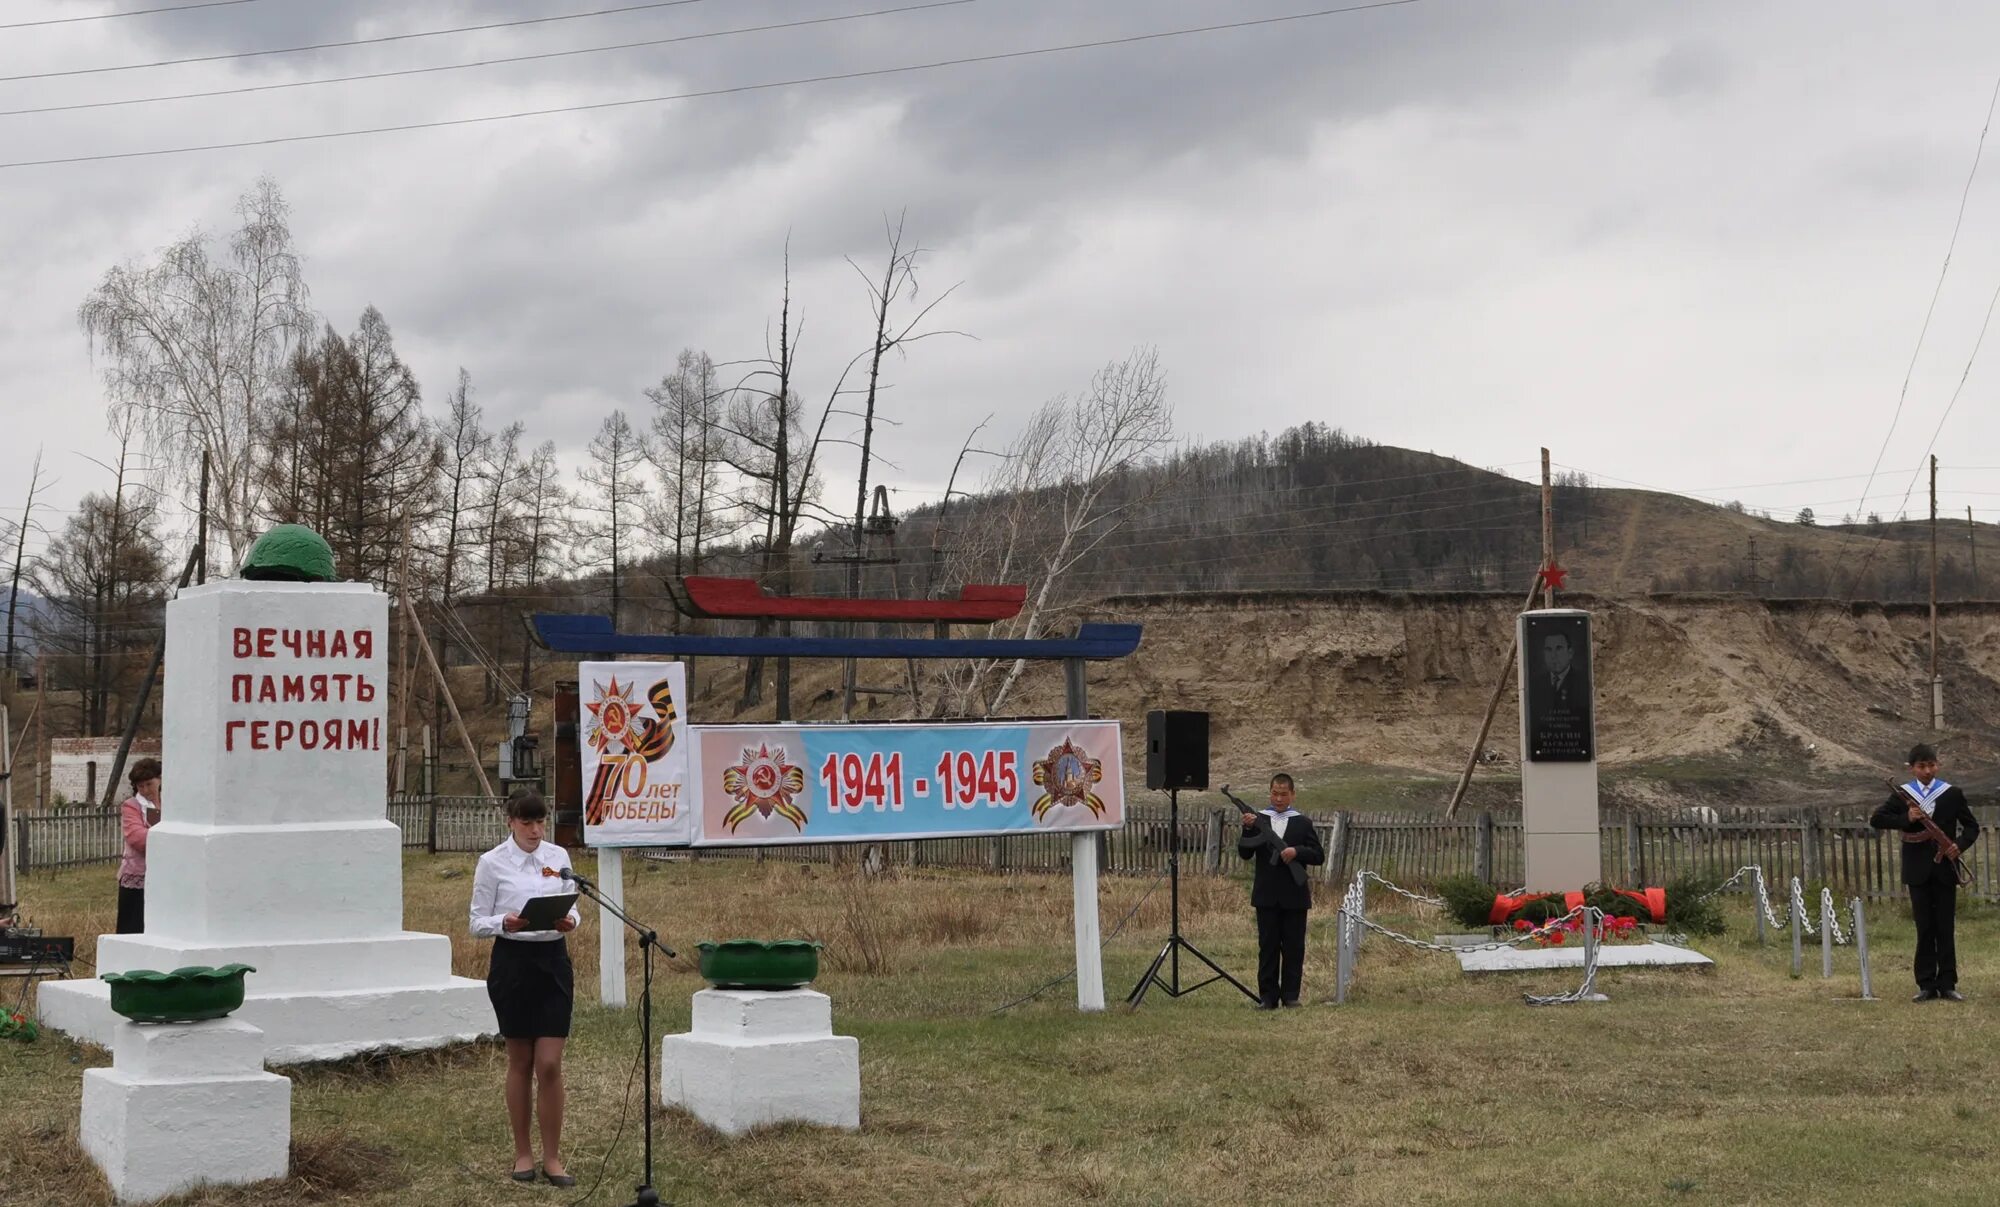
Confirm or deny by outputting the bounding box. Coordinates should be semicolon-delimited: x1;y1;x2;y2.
470;789;581;1187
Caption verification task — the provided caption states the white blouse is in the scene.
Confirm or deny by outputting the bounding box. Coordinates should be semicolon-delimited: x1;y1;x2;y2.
469;836;582;942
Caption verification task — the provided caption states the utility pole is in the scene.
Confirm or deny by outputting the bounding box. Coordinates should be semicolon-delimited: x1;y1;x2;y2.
1930;455;1943;729
33;655;45;808
1540;447;1555;608
1746;536;1766;596
196;453;209;586
1970;506;1979;595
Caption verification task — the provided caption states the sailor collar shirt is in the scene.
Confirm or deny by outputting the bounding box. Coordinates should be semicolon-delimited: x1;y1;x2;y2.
1262;807;1301;841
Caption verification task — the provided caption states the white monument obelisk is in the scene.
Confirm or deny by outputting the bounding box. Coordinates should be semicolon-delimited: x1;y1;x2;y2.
1518;608;1601;890
40;528;493;1061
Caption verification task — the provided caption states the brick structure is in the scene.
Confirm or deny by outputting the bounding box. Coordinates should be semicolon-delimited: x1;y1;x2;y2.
49;738;161;807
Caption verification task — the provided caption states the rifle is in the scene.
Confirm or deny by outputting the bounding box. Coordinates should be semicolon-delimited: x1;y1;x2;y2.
1889;779;1974;887
1220;785;1308;887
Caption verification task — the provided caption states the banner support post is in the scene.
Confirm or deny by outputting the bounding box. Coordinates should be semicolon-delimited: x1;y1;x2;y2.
598;846;628;1008
1066;657;1105;1012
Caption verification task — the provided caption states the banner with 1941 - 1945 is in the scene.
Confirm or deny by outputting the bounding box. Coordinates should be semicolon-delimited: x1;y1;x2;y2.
689;719;1125;845
576;661;1124;848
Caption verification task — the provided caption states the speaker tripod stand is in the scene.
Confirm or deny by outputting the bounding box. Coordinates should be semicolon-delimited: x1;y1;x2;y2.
1126;788;1256;1007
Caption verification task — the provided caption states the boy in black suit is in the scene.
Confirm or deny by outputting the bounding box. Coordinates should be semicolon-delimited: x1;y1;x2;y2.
1238;773;1324;1009
1870;743;1979;1002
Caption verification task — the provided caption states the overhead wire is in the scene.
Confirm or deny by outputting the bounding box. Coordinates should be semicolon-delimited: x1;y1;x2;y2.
1844;71;2000;549
0;1;979;119
0;0;272;29
0;0;724;83
0;0;1430;170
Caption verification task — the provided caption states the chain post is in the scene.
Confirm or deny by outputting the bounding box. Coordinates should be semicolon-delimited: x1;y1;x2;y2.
1790;879;1804;977
1752;867;1767;944
1334;909;1351;1004
1852;897;1874;1001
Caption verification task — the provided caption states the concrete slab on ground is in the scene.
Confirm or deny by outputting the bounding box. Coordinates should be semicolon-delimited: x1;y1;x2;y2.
1454;942;1714;973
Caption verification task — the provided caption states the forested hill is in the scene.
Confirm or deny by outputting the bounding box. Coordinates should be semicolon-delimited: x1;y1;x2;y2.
880;425;1995;605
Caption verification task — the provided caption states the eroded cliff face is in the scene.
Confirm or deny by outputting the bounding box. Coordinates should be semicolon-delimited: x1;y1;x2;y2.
682;592;2000;788
1027;592;2000;777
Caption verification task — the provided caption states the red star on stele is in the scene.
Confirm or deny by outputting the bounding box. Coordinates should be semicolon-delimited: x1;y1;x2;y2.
1539;562;1569;591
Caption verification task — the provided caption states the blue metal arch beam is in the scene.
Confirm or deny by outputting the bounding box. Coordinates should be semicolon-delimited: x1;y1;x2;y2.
530;613;1143;661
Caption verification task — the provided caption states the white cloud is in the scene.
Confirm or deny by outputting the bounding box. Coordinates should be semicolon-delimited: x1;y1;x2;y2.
4;0;2000;565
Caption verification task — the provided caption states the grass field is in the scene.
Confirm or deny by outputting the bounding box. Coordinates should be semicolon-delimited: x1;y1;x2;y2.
6;852;2000;1206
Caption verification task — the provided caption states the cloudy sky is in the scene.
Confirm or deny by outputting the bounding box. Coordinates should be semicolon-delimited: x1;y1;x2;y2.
4;0;2000;561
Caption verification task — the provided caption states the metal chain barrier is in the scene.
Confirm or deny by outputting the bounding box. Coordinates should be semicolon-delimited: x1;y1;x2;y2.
1335;867;1604;1006
1703;865;1787;933
1354;870;1446;908
1790;876;1850;944
1348;904;1593;955
1525;907;1605;1006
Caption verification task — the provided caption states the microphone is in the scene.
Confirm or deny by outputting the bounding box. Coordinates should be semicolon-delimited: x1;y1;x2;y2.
559;867;594;890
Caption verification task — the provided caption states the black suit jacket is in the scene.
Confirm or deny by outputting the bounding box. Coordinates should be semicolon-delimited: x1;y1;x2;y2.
1870;785;1979;887
1239;813;1323;911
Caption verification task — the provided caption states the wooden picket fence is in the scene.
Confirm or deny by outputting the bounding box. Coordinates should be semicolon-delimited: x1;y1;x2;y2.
13;798;1993;902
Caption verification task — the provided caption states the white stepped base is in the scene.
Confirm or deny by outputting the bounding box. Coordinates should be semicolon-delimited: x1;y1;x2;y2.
94;931;455;994
41;977;495;1064
660;989;860;1137
82;1019;291;1205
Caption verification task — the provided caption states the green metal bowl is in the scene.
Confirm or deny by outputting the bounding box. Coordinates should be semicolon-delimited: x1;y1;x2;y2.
696;940;822;990
102;964;256;1023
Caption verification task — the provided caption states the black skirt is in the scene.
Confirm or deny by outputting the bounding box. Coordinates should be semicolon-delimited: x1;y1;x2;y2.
486;937;573;1039
116;885;145;935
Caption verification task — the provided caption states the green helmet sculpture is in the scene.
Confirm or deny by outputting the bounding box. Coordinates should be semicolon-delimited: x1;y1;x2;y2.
239;525;338;583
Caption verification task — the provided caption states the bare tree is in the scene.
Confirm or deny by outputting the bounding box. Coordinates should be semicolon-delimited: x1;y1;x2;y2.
257;310;435;585
843;216;961;561
717;253;841;710
79;177;312;563
482;421;526;593
31;427;168;735
575;412;649;629
5;448;49;678
514;441;573;592
644;349;734;589
959;348;1175;715
434;369;491;604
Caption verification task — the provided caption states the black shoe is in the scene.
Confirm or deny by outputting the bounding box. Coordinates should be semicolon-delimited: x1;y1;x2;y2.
510;1166;537;1183
1254;1000;1279;1010
1940;989;1966;1002
1280;999;1302;1009
543;1169;578;1189
1913;990;1939;1002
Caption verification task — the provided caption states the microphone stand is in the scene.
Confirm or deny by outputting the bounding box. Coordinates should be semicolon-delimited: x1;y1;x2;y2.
565;871;675;1207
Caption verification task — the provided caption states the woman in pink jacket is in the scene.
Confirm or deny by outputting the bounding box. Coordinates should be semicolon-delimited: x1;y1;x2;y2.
116;758;161;935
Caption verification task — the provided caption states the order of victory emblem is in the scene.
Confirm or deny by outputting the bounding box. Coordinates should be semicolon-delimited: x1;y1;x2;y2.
585;676;640;754
584;674;681;825
1031;737;1105;820
721;743;808;833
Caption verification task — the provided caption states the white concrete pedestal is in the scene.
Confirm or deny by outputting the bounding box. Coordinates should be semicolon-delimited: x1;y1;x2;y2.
39;581;496;1060
660;989;859;1137
81;1018;291;1204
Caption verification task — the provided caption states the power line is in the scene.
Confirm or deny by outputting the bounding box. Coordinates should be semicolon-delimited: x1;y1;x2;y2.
0;0;721;84
0;0;1429;170
0;1;976;120
0;0;271;30
1807;71;2000;624
1851;73;2000;526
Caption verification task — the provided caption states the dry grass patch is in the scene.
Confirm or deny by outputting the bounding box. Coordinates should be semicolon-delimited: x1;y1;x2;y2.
8;856;2000;1205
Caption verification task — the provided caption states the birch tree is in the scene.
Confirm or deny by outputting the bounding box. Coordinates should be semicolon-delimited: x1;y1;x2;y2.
960;348;1174;715
575;412;649;628
78;177;312;563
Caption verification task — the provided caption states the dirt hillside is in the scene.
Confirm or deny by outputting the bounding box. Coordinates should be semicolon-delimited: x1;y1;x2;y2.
779;593;2000;798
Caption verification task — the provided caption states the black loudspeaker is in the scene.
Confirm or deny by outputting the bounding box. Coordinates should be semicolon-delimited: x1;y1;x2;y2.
1145;709;1209;791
